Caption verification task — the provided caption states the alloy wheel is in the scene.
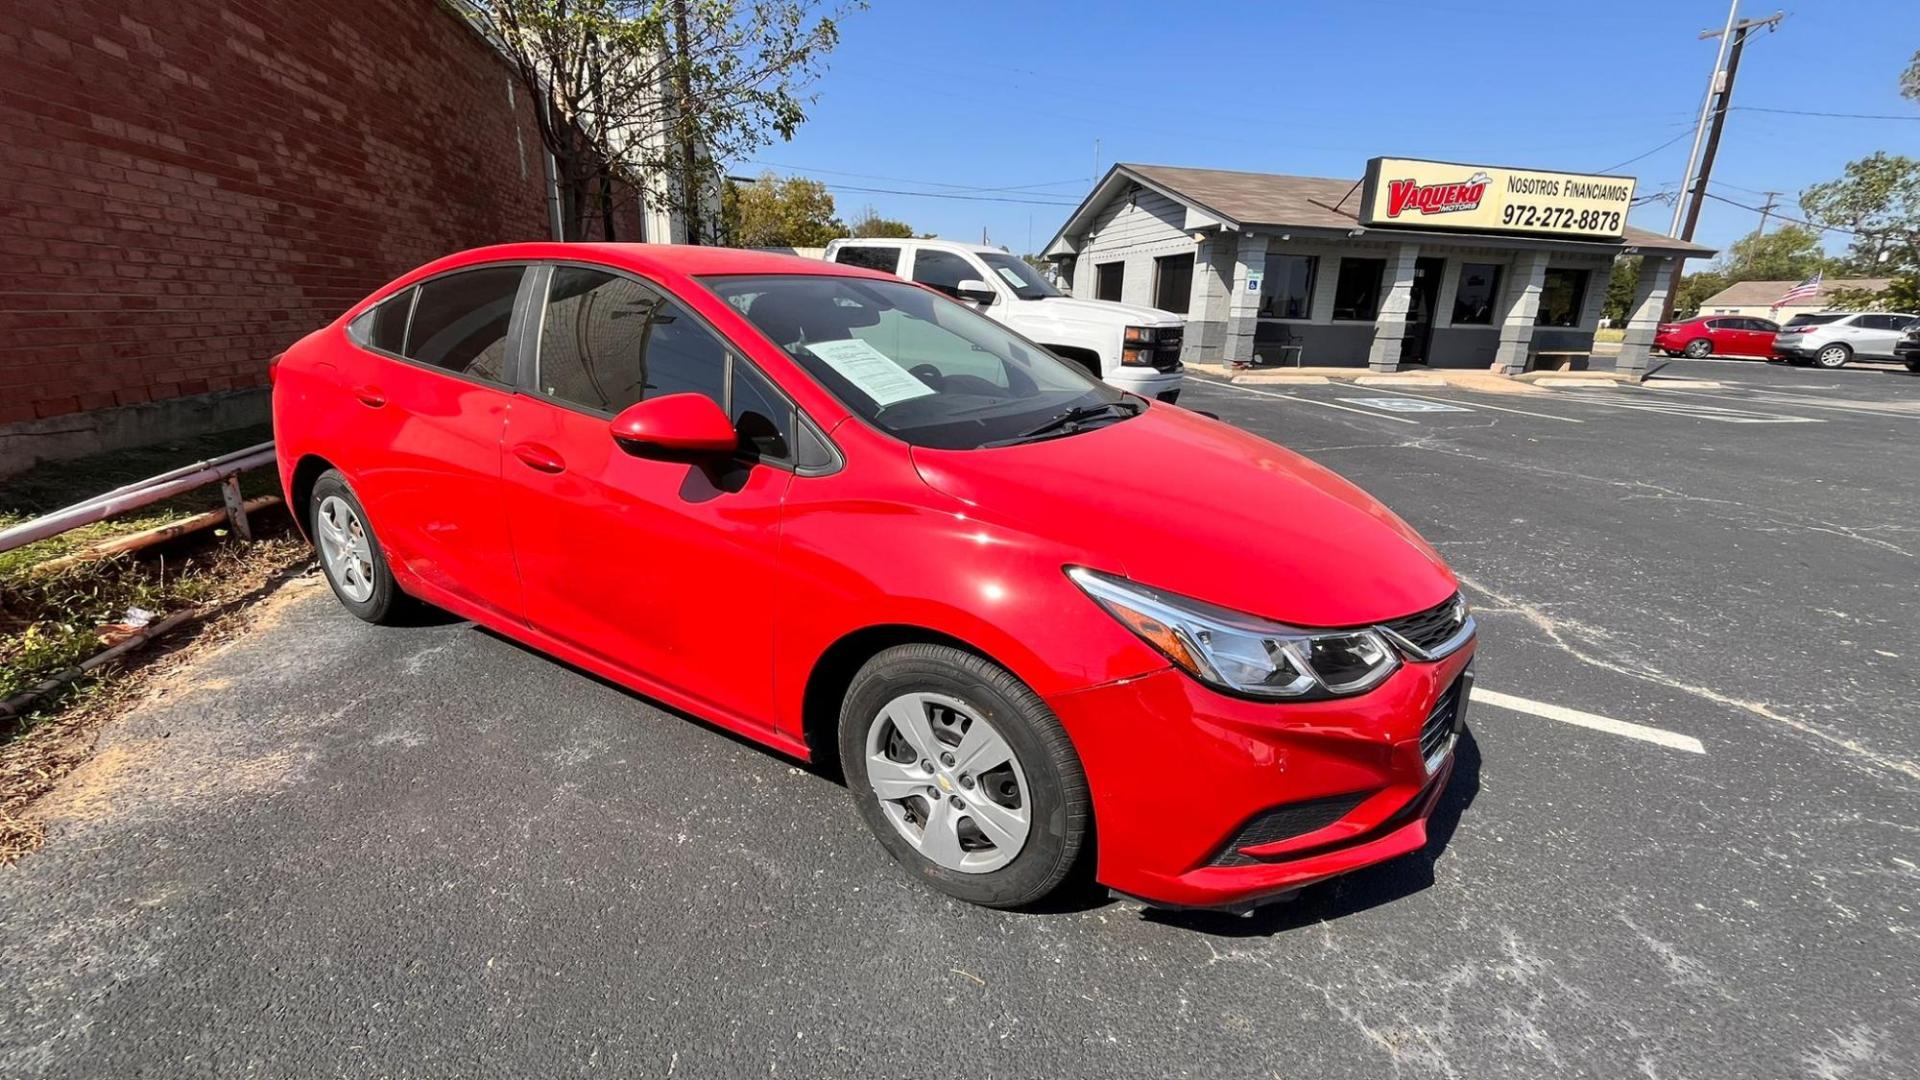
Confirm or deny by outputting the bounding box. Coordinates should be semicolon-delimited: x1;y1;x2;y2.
864;691;1031;874
315;495;376;603
1816;346;1849;368
1685;339;1712;358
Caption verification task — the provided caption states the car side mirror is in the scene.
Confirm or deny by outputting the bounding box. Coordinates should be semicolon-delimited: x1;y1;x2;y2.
609;393;737;456
954;279;997;306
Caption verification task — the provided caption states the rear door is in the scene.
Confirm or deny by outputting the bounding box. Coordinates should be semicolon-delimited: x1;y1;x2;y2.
338;263;530;620
500;263;798;729
1853;314;1907;358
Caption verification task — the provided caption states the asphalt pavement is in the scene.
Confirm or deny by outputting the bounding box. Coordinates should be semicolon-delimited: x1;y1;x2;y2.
3;356;1916;1079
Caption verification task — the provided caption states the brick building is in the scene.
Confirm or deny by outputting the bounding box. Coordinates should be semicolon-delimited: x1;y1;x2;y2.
0;0;667;473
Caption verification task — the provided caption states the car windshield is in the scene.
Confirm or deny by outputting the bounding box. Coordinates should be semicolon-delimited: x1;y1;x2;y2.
703;274;1131;450
976;252;1061;300
1784;314;1845;328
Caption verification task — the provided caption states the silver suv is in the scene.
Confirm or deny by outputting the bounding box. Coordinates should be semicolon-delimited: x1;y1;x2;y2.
1772;311;1919;369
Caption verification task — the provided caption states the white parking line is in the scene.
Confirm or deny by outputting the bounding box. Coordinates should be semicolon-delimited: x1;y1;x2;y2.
1561;395;1822;424
1189;379;1421;424
1472;687;1706;754
1372;388;1586;423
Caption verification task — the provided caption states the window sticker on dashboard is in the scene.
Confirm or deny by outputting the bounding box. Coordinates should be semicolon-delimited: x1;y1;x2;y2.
805;339;936;406
993;267;1026;287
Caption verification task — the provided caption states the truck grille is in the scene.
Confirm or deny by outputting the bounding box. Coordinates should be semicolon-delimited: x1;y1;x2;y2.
1381;593;1469;658
1152;327;1184;372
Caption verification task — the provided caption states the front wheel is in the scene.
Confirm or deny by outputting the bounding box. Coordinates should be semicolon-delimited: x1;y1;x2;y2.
1906;359;1920;373
1815;344;1852;369
839;644;1090;908
1683;338;1713;359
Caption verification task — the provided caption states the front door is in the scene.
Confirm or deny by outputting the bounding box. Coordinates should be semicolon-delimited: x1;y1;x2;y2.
1400;258;1445;365
500;264;794;730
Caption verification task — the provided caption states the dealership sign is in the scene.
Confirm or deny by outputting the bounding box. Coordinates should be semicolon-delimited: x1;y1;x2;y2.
1359;157;1635;240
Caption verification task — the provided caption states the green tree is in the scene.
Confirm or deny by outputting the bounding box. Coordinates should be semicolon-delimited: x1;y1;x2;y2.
721;172;843;246
1720;224;1831;280
1826;274;1918;312
1671;269;1729;319
1604;257;1640;324
467;0;850;242
1799;152;1920;273
847;206;915;238
1903;49;1919;103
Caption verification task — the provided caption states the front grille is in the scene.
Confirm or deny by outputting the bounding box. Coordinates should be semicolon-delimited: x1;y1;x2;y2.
1420;672;1468;768
1152;328;1184;372
1208;791;1368;867
1383;593;1467;655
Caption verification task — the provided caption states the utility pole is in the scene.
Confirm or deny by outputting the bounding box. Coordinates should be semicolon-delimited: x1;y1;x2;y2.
1751;191;1781;238
1661;10;1786;321
1670;0;1740;237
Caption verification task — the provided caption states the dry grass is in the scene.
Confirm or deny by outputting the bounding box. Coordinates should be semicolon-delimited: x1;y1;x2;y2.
0;425;313;862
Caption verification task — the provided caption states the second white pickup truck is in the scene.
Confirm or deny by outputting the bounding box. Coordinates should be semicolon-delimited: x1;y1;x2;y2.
822;238;1185;403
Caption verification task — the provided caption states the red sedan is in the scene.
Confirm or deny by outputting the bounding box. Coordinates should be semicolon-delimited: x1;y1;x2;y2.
1654;315;1779;359
272;244;1475;912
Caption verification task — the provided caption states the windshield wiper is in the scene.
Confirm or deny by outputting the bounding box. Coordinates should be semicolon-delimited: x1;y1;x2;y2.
984;400;1142;447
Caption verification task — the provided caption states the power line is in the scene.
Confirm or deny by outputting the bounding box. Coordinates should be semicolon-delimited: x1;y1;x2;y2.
1594;129;1694;174
813;182;1081;207
1701;189;1861;237
742;159;1086;195
1731;105;1920;121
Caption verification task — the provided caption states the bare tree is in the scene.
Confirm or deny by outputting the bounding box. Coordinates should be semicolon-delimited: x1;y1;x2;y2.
466;0;849;242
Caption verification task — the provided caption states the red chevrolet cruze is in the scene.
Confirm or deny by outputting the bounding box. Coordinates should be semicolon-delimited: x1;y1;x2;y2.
272;244;1476;911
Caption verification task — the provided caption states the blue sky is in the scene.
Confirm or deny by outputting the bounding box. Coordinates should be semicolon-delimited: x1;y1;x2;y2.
734;0;1918;259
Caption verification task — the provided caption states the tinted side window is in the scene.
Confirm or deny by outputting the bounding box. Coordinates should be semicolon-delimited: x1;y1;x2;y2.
538;266;725;414
911;249;980;298
834;245;902;274
350;288;414;354
404;266;524;382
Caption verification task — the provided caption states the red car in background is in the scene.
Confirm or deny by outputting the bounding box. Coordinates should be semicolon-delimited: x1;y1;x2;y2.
1654;315;1779;359
271;243;1475;913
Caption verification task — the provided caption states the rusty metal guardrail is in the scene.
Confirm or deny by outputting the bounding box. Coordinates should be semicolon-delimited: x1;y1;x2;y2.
0;441;277;557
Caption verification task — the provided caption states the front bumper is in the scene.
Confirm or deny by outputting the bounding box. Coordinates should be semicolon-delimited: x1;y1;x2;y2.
1108;364;1184;402
1772;341;1816;359
1046;640;1475;909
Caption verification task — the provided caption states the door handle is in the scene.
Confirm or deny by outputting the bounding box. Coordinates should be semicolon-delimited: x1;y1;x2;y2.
353;384;386;408
511;442;566;474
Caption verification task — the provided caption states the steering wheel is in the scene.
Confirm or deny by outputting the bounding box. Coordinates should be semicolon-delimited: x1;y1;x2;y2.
908;363;945;389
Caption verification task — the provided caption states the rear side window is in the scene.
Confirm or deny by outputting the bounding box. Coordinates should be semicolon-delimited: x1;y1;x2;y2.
403;266;525;382
349;289;414;354
834;245;902;274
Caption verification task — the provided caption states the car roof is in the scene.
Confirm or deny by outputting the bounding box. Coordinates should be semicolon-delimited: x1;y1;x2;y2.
832;237;1002;255
410;242;895;283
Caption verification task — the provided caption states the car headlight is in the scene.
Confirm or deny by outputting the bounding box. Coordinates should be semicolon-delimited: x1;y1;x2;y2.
1123;325;1160;343
1068;567;1399;699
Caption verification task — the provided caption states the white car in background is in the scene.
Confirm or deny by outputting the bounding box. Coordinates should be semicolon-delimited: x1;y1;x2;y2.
1772;311;1919;369
823;238;1186;403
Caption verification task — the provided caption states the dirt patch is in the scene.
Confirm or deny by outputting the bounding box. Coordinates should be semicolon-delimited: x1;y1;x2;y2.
0;554;317;863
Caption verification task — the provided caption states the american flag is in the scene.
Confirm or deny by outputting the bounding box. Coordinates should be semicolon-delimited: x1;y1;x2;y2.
1772;272;1823;309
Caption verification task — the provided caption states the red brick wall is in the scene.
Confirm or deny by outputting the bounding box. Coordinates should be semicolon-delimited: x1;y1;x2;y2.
0;0;556;425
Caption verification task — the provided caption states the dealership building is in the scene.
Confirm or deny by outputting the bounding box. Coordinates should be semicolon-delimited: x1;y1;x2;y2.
1043;161;1713;376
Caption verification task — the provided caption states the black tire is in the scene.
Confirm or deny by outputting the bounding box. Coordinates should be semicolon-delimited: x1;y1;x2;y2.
1815;343;1852;369
1907;360;1920;373
1786;355;1814;367
1683;338;1713;359
838;644;1090;908
308;470;415;625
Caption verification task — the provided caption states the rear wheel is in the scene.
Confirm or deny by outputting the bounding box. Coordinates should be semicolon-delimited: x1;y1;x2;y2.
309;471;414;624
1907;359;1920;373
1683;338;1713;359
839;644;1090;908
1815;343;1852;369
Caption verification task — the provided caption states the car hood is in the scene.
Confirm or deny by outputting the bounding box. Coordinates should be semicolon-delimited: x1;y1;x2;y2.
1026;295;1182;327
909;405;1458;628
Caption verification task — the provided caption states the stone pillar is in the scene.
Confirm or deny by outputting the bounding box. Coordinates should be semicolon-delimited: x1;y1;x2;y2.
1222;232;1268;368
1182;237;1231;365
1492;250;1550;374
1616;255;1675;380
1365;244;1420;371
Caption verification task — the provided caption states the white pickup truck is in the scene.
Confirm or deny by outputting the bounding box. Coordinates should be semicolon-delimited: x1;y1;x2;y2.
822;238;1186;403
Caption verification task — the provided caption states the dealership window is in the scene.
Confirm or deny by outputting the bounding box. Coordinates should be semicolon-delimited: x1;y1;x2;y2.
1535;268;1591;328
1450;262;1503;326
1258;254;1317;319
1152;253;1194;314
1095;261;1124;302
1331;258;1386;321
